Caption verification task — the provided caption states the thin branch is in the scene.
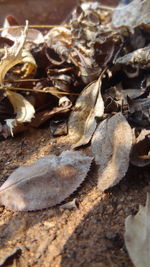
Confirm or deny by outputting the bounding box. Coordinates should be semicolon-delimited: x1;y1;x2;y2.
0;24;70;32
0;86;79;95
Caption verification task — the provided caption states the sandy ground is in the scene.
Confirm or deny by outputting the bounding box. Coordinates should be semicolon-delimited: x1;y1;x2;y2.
0;127;150;267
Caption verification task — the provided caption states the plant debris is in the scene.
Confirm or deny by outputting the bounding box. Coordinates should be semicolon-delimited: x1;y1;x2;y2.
68;75;104;148
91;112;133;191
0;151;92;211
0;0;150;210
125;193;150;267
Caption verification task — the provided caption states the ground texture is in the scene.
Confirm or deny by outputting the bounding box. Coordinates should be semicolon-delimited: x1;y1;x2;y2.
0;0;149;266
0;127;150;267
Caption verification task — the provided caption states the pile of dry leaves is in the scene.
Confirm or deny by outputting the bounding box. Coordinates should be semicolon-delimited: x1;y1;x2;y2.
0;1;150;265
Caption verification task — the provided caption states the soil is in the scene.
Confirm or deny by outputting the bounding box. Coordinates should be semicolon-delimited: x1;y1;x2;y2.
0;127;150;267
0;1;149;267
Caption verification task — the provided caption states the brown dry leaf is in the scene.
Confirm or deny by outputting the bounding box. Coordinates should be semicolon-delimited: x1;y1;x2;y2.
68;75;104;148
130;129;150;167
5;90;35;135
91;112;133;191
125;193;150;267
30;97;72;128
0;151;93;211
0;21;37;84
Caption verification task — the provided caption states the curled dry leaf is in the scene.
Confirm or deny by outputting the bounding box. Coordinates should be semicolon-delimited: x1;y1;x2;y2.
91;112;133;191
130;129;150;167
68;75;104;148
45;26;71;61
5;90;35;136
0;151;93;211
0;21;37;84
125;193;150;267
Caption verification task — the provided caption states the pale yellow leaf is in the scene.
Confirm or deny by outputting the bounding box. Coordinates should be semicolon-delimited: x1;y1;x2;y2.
6;90;35;122
5;90;35;135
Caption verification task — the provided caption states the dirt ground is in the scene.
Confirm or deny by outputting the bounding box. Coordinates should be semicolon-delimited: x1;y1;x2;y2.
0;127;150;267
0;0;150;266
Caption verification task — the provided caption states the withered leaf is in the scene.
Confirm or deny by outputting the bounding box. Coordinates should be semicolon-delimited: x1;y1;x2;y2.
112;0;150;29
116;45;150;68
91;112;133;191
30;98;72;128
45;26;71;61
0;21;36;84
0;151;93;211
1;16;44;44
2;27;44;44
5;90;35;136
125;193;150;267
68;76;104;148
127;96;150;126
130;129;150;167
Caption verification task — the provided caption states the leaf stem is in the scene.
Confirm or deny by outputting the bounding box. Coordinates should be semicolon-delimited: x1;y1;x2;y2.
0;86;79;95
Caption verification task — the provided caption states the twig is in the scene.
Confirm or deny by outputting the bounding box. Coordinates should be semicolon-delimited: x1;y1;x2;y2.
0;86;79;95
0;24;70;32
99;4;115;11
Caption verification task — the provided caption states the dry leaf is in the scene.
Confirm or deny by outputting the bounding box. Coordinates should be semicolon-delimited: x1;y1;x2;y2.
0;21;36;84
0;151;93;211
112;0;150;29
125;193;150;267
45;26;71;61
1;16;44;44
127;95;150;127
30;99;72;128
91;112;133;191
2;28;44;45
130;129;150;167
116;45;150;68
68;75;104;148
5;90;35;136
